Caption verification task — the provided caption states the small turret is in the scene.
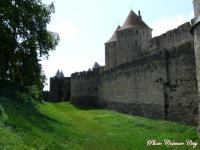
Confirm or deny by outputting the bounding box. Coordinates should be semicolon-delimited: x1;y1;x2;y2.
54;69;65;79
92;62;101;70
55;70;60;78
60;71;65;78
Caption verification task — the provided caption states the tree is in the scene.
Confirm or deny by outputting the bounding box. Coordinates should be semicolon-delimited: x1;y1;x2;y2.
0;0;59;88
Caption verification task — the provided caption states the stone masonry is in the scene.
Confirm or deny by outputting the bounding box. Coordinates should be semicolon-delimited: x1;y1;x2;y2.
43;70;71;102
50;2;200;127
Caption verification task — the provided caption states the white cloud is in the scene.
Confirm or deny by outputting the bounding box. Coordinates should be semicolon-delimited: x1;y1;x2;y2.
151;12;193;37
48;21;79;41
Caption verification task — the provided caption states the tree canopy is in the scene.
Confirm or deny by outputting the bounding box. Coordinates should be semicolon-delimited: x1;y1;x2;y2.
0;0;59;89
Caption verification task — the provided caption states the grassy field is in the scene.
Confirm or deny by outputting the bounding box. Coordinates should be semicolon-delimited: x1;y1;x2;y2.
0;97;200;150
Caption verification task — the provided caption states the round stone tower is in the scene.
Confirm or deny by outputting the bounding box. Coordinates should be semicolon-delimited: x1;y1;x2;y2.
191;0;200;136
105;26;121;69
194;0;200;17
117;10;152;65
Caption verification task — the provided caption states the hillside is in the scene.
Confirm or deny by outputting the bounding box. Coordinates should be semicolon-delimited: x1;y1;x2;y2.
0;97;199;150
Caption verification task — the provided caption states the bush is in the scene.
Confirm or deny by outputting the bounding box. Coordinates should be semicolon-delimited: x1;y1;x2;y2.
0;80;41;104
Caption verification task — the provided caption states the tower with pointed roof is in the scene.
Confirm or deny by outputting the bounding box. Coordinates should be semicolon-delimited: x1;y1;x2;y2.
55;69;60;77
92;62;101;70
49;70;71;102
105;26;121;69
116;10;152;65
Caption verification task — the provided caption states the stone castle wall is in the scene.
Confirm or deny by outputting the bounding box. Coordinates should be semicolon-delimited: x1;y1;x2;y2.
71;70;100;107
99;48;167;119
165;43;198;125
69;21;199;125
71;42;198;125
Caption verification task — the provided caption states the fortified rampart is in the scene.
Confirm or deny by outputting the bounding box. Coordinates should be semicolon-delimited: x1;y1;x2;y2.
71;42;198;125
51;9;199;126
71;70;100;107
99;48;168;119
102;42;197;124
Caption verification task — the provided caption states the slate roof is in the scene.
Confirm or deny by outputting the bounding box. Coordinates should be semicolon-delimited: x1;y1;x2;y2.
92;62;101;70
119;10;151;31
55;70;60;77
106;25;121;43
54;70;65;78
60;71;65;78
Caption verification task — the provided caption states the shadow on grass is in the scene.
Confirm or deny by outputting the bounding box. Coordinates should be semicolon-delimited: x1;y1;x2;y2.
46;98;104;111
71;102;103;111
0;97;64;134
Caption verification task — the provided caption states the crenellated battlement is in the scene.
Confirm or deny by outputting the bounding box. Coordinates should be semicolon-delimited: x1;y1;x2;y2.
71;69;100;107
149;22;193;51
71;70;101;79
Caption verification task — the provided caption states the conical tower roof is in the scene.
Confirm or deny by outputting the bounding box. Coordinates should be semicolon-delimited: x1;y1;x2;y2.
92;62;101;70
106;25;121;43
119;10;150;31
55;69;60;77
59;71;65;78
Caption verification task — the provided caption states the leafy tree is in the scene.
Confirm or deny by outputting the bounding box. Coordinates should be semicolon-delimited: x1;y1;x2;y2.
0;0;59;89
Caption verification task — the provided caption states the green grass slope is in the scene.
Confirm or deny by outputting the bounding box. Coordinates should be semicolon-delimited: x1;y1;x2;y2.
0;97;199;150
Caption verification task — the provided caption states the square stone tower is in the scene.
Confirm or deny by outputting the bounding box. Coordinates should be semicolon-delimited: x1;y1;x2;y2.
49;70;71;102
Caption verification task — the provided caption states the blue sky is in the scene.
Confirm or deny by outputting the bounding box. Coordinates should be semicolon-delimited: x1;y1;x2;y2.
42;0;193;90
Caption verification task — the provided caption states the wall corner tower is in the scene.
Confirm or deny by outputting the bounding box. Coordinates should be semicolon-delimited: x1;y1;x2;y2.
191;0;200;136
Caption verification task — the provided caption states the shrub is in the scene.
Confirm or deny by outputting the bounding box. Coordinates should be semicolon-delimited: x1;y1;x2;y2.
0;80;41;104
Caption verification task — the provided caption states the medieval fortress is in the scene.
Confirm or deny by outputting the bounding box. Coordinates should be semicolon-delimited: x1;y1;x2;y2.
46;0;200;128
